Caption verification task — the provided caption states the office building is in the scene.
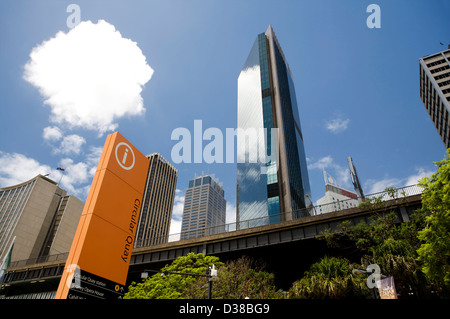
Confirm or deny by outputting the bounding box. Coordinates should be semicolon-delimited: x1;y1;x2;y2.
419;47;450;149
134;153;178;247
236;25;312;228
181;174;226;240
316;170;359;215
0;175;83;265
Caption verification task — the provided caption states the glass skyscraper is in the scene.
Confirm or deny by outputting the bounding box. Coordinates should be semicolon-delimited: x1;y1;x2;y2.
237;25;312;228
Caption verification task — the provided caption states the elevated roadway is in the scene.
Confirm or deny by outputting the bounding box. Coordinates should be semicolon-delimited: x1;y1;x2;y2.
1;192;422;296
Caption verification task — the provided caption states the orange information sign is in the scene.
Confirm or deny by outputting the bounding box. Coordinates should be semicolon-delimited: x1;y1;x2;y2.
55;132;149;299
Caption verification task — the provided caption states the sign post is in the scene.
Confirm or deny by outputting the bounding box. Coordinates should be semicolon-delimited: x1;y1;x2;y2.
55;132;149;299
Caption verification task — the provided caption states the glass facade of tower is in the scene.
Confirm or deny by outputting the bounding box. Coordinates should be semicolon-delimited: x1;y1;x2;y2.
237;26;311;229
272;32;311;214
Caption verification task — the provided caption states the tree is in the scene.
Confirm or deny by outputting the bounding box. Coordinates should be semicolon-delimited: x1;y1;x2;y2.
124;253;222;299
124;253;279;299
320;207;430;298
288;256;370;299
416;149;450;293
185;255;280;299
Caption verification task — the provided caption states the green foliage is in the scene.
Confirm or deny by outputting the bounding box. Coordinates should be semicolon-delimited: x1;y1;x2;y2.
124;150;450;299
357;186;408;211
124;253;279;299
416;149;450;291
319;209;431;298
288;256;370;299
358;194;384;210
124;253;222;299
185;255;279;299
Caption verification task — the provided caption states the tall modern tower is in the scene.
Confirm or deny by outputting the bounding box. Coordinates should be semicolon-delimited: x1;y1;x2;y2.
180;173;226;240
419;47;450;149
237;25;312;228
134;153;178;247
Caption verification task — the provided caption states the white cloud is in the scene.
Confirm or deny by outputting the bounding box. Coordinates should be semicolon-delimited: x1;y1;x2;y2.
169;189;185;236
85;146;103;176
43;130;87;156
226;202;236;225
0;151;52;187
56;146;103;198
336;168;350;186
20;19;153;199
309;156;434;196
364;167;433;194
43;126;63;142
308;155;350;187
307;156;334;170
59;158;89;183
172;189;185;221
405;168;434;186
325;117;350;134
23;19;154;135
365;177;403;194
0;146;102;200
58;134;86;155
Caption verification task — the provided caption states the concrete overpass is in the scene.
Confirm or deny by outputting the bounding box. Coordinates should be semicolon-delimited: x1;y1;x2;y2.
0;186;423;297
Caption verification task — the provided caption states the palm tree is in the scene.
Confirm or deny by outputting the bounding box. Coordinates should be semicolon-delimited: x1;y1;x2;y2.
289;256;370;299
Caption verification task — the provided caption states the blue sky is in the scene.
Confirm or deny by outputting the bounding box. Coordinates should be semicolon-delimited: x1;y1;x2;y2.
1;0;449;234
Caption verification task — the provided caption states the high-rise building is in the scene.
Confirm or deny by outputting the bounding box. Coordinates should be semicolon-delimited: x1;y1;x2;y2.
180;174;226;240
134;153;178;247
0;175;84;265
236;25;312;228
419;47;450;149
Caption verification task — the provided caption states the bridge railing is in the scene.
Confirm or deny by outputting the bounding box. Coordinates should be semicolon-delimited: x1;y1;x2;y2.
8;252;69;269
313;184;424;215
162;184;424;244
5;185;424;269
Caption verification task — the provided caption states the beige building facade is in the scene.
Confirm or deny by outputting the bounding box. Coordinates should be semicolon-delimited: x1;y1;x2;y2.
0;175;84;265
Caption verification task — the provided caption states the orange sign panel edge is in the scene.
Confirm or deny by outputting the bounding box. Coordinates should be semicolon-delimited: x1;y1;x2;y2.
55;132;149;299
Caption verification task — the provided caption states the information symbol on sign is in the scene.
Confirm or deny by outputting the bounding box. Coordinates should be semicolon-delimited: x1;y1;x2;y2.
115;142;135;170
122;149;129;164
